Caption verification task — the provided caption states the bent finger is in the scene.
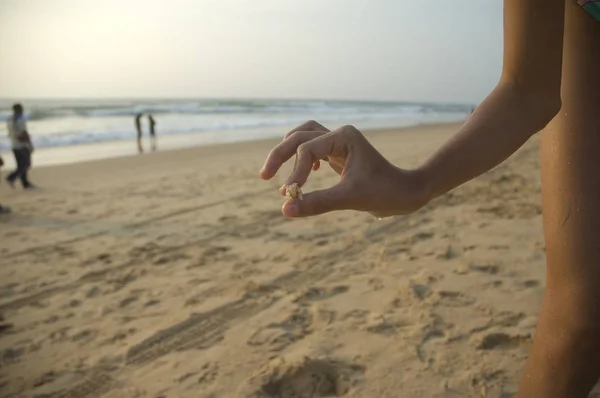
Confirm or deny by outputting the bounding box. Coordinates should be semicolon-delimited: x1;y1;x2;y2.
283;124;362;187
260;130;327;180
283;120;329;141
283;133;339;187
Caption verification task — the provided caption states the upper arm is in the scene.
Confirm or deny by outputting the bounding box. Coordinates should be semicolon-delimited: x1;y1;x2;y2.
501;0;565;100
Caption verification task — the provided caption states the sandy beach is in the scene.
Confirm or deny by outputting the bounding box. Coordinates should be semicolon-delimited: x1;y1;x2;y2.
0;122;578;398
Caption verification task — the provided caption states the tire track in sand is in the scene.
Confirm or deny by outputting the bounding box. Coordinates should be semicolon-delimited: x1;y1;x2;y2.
2;186;276;260
48;209;433;398
0;208;285;313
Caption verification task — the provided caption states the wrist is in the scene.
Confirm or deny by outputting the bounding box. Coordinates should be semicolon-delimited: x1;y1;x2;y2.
387;166;433;215
410;165;436;206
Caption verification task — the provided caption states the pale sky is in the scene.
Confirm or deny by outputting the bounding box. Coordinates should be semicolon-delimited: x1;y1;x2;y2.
0;0;503;103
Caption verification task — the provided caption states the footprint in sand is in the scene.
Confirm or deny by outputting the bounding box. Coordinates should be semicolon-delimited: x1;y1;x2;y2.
178;362;220;388
145;299;161;307
363;313;408;336
71;328;99;344
188;245;236;269
101;329;137;347
436;291;476;308
67;299;82;308
467;369;508;398
97;253;112;263
391;282;433;308
2;346;26;364
410;284;430;300
416;315;453;364
340;309;370;322
247;307;314;352
49;327;71;343
197;362;220;385
411;232;435;242
476;202;541;219
153;252;191;266
385;244;411;257
367;278;384;291
243;281;279;299
469;311;526;334
270;254;288;263
0;314;13;335
32;370;60;388
522;279;540;288
0;322;13;335
219;214;239;223
474;332;531;350
86;286;102;298
119;296;138;308
469;263;501;275
105;269;146;292
0;283;19;299
237;356;365;398
128;242;161;259
437;245;460;260
493;311;526;328
340;309;405;336
294;286;349;303
43;314;61;324
203;245;232;257
488;280;503;288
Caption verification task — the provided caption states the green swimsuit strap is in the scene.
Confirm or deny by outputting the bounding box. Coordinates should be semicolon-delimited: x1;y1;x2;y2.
578;0;600;22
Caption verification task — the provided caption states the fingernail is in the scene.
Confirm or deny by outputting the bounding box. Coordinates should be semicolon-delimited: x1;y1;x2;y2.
283;201;298;217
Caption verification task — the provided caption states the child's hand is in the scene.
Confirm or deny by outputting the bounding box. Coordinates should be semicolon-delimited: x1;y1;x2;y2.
260;121;430;218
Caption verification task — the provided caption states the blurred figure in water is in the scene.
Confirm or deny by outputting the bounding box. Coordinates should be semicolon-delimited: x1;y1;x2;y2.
148;114;157;152
135;113;143;153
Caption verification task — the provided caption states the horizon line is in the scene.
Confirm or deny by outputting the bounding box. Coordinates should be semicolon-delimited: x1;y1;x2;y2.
0;96;475;108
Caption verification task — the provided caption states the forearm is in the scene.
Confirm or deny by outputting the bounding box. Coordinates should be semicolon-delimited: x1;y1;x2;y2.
417;81;560;201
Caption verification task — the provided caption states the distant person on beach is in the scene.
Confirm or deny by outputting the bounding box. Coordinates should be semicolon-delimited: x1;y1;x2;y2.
6;103;35;190
135;113;144;153
148;114;157;151
261;2;600;397
0;155;11;214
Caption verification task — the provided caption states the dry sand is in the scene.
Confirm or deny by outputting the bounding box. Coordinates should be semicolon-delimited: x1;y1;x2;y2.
0;122;579;397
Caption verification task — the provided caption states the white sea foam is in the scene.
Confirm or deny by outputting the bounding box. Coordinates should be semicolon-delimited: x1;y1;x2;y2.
0;99;471;151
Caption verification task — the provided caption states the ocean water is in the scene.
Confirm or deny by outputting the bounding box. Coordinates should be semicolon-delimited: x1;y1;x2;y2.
0;98;470;152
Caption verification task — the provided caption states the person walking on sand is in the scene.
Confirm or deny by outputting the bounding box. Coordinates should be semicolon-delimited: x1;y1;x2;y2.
135;113;144;154
0;155;12;214
260;1;600;396
6;103;35;190
148;114;157;152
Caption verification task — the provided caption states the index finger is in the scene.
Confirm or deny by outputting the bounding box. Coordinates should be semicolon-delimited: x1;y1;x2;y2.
259;130;326;180
283;120;330;141
284;132;339;187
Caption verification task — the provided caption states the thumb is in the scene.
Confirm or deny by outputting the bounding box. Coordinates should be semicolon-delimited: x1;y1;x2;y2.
281;182;354;217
